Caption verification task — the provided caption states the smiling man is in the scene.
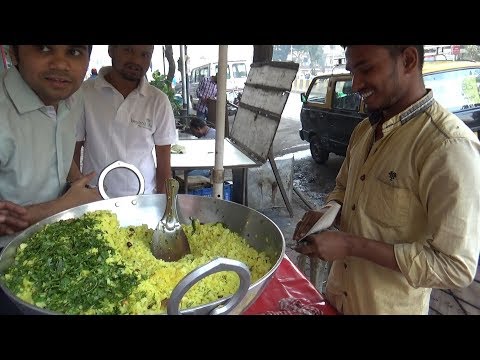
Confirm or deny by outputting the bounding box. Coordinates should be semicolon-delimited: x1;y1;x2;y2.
293;45;480;314
74;45;177;198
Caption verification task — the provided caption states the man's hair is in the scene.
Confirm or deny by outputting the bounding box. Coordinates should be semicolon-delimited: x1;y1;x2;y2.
190;117;207;130
341;45;424;70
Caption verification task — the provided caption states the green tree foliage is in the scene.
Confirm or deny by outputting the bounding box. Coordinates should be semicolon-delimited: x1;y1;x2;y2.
273;45;291;61
149;70;182;116
459;45;480;62
296;45;325;71
272;45;326;71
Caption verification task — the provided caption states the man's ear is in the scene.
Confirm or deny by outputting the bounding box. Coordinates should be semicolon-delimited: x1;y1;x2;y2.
108;45;114;59
402;47;419;74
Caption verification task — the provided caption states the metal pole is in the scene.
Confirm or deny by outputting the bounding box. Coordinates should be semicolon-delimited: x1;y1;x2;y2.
185;45;190;114
268;149;294;217
162;46;166;75
293;186;316;210
213;45;228;200
179;45;187;116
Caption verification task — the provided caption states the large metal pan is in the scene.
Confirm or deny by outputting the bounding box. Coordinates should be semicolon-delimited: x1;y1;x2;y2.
0;193;285;315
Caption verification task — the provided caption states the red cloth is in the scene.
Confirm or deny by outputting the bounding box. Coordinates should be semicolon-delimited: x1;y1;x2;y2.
243;256;338;315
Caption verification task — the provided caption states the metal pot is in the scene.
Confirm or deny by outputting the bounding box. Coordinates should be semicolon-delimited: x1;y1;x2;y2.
0;193;285;315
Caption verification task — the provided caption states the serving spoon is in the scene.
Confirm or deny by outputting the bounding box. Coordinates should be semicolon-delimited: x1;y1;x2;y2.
151;178;191;261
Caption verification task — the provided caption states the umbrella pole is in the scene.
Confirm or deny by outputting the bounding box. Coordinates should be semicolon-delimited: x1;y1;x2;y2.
212;45;228;200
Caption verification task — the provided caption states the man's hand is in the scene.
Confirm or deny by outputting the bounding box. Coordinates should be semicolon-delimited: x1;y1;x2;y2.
293;202;341;241
0;200;29;235
294;230;350;262
62;172;102;208
22;173;103;228
293;210;325;241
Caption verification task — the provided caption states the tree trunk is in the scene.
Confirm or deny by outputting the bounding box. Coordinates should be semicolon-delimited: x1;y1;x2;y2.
164;45;175;85
253;45;273;63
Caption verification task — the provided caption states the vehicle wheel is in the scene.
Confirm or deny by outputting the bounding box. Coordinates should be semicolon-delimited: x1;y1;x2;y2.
310;137;329;164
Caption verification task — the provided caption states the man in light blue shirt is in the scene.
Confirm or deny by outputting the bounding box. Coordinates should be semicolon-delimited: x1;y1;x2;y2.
0;45;103;314
189;117;216;139
0;46;101;243
187;117;217;178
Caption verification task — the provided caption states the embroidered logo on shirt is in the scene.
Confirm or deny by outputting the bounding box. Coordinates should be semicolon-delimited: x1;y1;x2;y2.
388;171;397;181
130;117;153;130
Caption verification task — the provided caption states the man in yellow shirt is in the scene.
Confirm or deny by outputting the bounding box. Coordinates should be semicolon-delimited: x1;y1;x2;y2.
293;45;480;314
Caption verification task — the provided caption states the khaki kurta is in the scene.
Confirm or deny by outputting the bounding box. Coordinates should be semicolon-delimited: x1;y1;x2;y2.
326;90;480;314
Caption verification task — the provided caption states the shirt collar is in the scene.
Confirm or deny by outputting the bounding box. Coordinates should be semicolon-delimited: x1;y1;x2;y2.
96;66;148;96
368;89;434;134
3;66;73;114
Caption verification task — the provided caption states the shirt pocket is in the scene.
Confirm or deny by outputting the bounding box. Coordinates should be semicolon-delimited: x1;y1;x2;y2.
362;178;412;228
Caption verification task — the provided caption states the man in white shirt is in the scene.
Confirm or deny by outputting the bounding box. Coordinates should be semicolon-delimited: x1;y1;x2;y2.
74;45;178;197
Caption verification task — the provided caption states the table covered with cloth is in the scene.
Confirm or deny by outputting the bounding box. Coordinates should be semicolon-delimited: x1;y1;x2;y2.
243;256;338;315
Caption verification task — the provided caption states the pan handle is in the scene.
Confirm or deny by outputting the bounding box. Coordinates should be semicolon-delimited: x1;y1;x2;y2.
97;160;145;200
167;257;251;315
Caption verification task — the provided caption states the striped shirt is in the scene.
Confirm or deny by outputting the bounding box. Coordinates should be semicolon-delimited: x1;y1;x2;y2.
196;77;217;114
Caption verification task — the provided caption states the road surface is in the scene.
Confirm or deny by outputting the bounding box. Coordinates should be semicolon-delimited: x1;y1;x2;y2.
272;90;307;156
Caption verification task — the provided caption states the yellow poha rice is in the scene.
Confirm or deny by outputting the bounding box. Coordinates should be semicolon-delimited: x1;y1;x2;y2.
1;210;273;314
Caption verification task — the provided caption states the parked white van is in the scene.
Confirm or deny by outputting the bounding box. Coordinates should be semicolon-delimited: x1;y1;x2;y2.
189;60;249;109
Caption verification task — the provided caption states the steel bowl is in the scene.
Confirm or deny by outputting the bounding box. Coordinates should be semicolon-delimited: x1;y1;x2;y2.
0;194;285;315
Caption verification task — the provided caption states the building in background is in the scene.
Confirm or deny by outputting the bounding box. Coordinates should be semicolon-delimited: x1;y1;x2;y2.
424;45;455;61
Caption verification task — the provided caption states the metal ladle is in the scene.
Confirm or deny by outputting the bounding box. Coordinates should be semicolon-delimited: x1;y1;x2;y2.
151;178;191;262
